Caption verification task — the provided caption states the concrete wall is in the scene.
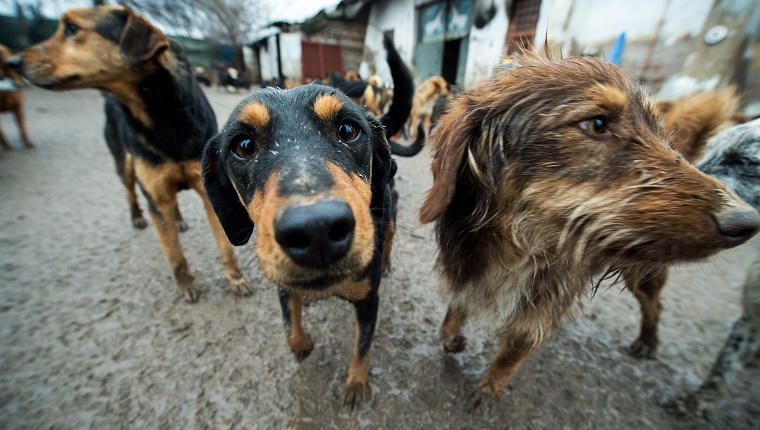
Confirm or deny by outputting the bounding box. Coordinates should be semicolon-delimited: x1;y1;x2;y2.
535;0;714;93
279;33;303;82
259;35;280;82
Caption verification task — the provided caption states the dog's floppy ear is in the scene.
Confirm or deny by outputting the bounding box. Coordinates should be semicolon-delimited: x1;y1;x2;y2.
201;135;254;246
419;96;473;224
370;119;397;206
119;8;169;63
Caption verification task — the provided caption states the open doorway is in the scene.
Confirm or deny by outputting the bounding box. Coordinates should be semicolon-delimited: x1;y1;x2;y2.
441;38;461;84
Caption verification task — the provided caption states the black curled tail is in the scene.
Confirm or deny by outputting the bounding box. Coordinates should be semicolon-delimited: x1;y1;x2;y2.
390;123;425;157
379;34;413;139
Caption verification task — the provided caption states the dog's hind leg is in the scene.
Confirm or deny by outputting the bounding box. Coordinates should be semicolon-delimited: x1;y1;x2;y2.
135;163;199;302
343;290;379;408
0;121;11;150
440;302;468;353
174;205;189;232
190;174;253;296
278;287;314;361
107;135;147;229
625;266;667;359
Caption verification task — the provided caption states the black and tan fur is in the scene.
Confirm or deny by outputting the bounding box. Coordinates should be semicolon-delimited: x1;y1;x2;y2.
8;6;252;301
419;52;760;410
202;36;412;407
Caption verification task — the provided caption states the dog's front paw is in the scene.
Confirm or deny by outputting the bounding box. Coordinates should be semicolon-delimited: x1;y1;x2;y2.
286;334;314;362
228;277;254;296
627;338;657;359
343;379;371;409
667;389;717;419
179;282;200;303
132;216;148;229
466;384;500;413
442;334;467;353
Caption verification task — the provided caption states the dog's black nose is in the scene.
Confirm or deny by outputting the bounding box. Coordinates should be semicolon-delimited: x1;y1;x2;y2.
6;55;23;71
714;209;760;244
274;200;355;268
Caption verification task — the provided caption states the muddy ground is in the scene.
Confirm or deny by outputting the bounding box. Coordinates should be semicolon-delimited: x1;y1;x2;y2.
0;87;758;429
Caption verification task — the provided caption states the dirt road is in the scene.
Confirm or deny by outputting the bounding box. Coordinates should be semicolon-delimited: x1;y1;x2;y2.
0;87;758;429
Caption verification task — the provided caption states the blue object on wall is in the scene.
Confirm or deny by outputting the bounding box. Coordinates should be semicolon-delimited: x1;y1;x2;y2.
609;32;626;65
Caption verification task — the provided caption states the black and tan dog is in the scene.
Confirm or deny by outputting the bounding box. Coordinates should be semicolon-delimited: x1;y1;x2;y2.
202;37;411;406
7;5;252;301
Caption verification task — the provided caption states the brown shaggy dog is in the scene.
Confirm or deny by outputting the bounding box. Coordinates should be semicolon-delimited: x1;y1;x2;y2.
0;44;34;149
659;87;743;163
419;53;760;410
405;75;448;140
623;87;751;360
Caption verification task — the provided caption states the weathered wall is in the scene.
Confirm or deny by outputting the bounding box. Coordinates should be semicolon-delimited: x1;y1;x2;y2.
463;0;510;89
303;8;372;77
535;0;714;94
361;0;418;84
278;33;303;82
258;35;280;82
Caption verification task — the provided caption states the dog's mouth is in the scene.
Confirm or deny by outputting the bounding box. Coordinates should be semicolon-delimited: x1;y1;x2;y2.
260;254;369;290
28;73;81;90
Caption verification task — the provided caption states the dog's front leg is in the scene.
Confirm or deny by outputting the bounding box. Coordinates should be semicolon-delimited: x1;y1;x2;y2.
278;287;313;361
145;192;199;302
343;290;379;408
440;302;468;353
625;265;667;358
469;330;539;412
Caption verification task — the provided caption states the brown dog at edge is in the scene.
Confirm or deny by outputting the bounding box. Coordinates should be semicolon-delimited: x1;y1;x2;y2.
7;6;252;302
420;53;760;410
0;44;34;150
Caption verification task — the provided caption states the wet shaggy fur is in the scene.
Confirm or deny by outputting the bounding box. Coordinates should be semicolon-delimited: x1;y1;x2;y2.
202;37;414;408
8;5;251;302
0;44;34;149
674;119;760;418
419;53;760;410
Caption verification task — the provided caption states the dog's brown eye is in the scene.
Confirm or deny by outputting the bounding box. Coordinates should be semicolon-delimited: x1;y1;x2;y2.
231;137;256;159
579;117;608;134
64;23;79;37
337;122;359;142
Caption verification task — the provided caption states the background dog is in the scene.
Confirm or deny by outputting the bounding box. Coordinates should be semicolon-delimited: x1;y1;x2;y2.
361;75;393;117
405;75;448;140
0;44;34;150
623;87;751;360
419;53;760;410
202;35;412;407
7;5;251;302
674;119;760;417
659;87;745;164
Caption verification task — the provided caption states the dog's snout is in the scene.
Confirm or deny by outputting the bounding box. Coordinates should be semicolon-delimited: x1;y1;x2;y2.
274;200;355;269
712;208;760;245
6;55;23;71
